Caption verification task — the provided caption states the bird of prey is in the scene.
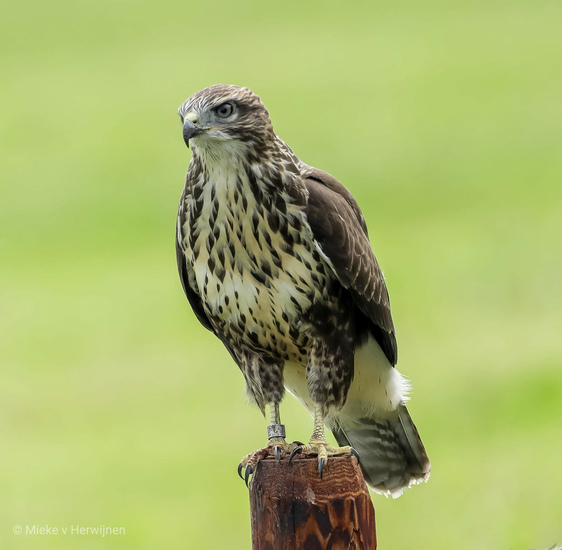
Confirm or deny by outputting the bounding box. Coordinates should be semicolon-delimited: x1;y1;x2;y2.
176;84;430;496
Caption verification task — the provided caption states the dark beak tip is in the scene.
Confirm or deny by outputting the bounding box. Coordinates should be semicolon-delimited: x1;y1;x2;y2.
182;119;199;148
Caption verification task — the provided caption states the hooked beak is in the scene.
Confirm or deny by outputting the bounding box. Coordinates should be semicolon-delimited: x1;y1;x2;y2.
183;119;202;148
182;111;202;148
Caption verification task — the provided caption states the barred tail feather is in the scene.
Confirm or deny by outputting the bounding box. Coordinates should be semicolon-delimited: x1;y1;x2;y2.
332;405;430;498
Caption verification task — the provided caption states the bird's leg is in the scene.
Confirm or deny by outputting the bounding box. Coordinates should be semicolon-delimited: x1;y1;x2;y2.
267;402;286;458
289;404;359;478
238;403;299;486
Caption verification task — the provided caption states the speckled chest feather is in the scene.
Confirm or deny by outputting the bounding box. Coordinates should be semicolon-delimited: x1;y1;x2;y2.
179;156;331;364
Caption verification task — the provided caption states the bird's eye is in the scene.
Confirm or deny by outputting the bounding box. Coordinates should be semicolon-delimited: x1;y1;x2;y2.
215;102;234;118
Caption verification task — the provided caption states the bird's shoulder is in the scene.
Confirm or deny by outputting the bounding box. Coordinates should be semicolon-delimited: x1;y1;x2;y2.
298;163;369;237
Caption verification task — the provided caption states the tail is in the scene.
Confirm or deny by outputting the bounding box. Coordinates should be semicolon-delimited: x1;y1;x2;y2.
332;405;430;498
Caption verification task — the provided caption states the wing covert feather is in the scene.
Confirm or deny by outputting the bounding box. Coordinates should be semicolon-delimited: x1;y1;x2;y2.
302;167;398;365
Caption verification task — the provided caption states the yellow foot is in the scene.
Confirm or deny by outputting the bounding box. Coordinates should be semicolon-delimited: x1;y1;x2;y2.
289;440;360;478
237;438;301;486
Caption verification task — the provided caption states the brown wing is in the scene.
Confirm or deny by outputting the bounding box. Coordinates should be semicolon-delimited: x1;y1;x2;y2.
176;181;247;369
302;167;398;365
176;187;215;333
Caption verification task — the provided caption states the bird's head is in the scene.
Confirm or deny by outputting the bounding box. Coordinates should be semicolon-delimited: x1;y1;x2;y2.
178;84;275;157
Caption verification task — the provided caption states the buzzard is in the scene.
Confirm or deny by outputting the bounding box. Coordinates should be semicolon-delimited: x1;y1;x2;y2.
176;84;430;496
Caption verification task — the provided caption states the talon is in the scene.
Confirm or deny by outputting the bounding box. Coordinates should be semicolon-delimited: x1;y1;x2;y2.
291;440;304;446
289;445;303;464
244;465;253;487
351;447;360;460
318;456;325;478
238;438;294;482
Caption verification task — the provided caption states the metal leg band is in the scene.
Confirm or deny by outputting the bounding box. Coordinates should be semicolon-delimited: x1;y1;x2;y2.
267;423;286;440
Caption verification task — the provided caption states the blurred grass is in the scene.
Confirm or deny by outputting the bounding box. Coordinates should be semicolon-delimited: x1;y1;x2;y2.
1;0;562;548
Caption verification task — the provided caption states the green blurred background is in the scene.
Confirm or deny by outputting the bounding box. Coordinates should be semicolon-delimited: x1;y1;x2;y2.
1;0;561;548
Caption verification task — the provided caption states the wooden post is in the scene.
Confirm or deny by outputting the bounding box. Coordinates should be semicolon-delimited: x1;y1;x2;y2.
249;455;376;549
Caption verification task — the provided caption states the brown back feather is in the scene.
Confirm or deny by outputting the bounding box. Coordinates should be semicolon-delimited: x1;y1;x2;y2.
302;167;398;365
